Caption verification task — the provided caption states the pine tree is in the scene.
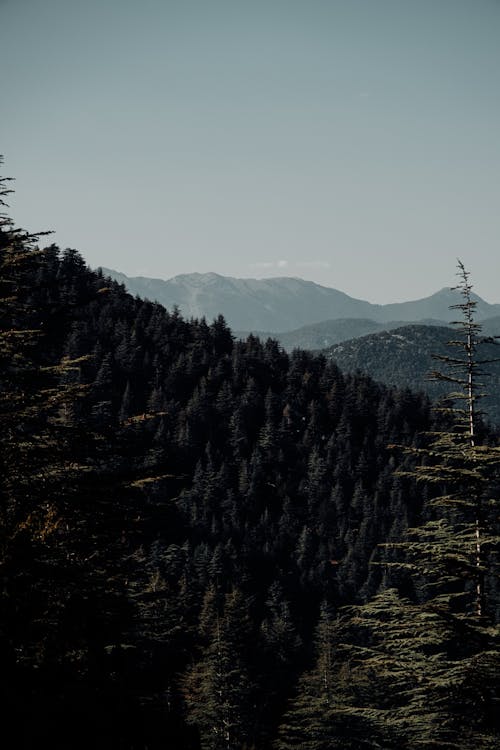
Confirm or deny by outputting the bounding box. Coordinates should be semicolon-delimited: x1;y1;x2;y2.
181;588;256;750
405;261;500;617
325;262;500;748
273;602;339;750
0;166;100;741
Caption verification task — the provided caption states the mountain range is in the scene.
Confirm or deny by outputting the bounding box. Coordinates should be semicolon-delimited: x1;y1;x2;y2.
99;268;500;333
235;317;450;352
100;268;500;425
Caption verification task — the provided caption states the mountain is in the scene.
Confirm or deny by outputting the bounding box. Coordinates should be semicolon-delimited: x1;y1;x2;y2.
5;183;499;747
100;268;500;333
481;314;500;338
378;287;500;323
235;317;449;352
323;324;500;426
6;241;441;747
100;269;375;330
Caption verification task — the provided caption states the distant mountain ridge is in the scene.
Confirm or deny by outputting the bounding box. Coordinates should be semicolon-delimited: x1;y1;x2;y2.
100;268;500;333
235;317;450;352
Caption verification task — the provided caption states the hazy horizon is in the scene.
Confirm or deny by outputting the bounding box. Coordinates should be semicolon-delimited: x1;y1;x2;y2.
102;265;498;307
2;0;499;304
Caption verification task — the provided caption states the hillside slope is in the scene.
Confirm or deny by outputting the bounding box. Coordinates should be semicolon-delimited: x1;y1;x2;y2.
235;317;450;352
324;324;500;426
5;237;441;748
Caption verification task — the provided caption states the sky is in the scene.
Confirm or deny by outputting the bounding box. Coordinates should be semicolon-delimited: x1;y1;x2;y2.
2;0;500;303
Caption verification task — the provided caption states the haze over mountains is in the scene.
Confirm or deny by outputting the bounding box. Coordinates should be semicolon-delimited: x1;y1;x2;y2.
100;269;500;333
235;318;449;352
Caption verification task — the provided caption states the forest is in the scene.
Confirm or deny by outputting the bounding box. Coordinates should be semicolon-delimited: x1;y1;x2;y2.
1;170;499;749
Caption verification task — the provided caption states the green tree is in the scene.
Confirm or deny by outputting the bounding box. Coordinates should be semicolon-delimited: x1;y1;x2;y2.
0;167;100;741
181;588;256;750
273;602;340;750
333;262;500;748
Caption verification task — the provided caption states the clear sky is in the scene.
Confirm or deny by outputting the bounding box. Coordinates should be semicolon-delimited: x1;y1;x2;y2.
2;0;499;303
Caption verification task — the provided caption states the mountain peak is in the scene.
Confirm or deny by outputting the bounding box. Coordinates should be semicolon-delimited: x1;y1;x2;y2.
98;270;500;333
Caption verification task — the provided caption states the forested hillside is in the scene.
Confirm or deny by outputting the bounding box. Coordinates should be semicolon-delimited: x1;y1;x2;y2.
235;318;448;353
324;324;500;427
1;175;499;749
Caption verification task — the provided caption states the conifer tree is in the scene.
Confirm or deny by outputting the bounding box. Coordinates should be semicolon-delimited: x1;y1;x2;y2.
332;262;500;748
181;588;256;750
273;602;339;750
0;166;100;740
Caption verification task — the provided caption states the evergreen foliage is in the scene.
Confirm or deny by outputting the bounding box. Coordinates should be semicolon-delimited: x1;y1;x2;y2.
1;166;498;748
275;262;500;749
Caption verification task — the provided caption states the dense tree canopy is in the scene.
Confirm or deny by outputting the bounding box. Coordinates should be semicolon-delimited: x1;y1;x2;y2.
274;263;500;749
1;170;498;748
